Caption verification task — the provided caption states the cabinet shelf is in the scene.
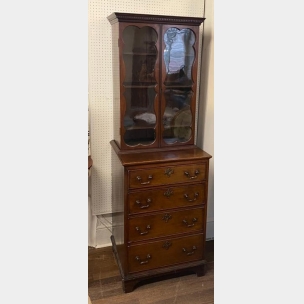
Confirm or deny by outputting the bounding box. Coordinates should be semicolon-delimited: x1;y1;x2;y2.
123;52;157;56
123;83;157;88
164;125;191;129
125;125;155;130
163;84;193;88
124;139;155;146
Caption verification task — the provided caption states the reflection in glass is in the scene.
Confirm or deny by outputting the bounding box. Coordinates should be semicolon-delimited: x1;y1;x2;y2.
163;28;195;144
164;28;195;86
122;26;158;146
163;89;193;143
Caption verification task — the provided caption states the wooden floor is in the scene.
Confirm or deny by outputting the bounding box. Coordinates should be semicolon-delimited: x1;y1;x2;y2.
88;240;214;303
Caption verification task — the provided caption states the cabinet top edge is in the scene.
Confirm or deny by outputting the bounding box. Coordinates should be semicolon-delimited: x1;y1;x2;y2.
107;12;205;26
110;140;212;166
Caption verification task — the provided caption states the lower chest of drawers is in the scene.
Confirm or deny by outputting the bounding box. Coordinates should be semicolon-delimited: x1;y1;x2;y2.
110;143;211;292
125;162;207;273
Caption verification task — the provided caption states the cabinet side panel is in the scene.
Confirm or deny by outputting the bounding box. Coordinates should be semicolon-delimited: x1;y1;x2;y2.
111;22;121;147
202;159;210;254
111;147;125;270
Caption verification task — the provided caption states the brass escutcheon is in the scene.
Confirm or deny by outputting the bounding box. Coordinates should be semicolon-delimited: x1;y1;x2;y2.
164;188;173;198
164;168;174;177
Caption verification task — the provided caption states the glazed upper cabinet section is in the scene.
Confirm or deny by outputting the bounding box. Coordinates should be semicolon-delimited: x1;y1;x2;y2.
108;13;205;150
121;24;160;148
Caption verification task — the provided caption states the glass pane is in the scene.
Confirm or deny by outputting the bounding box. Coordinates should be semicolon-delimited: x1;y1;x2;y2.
163;28;195;144
123;26;157;86
164;28;195;86
123;88;157;129
122;26;158;147
163;88;193;143
124;129;156;146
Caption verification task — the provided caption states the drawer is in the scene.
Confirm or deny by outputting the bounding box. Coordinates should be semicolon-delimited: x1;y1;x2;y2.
128;233;204;273
128;207;205;242
128;183;205;215
128;163;207;189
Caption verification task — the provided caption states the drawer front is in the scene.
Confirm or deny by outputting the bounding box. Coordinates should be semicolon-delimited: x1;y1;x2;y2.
128;163;207;189
128;183;205;215
128;233;204;273
128;207;205;242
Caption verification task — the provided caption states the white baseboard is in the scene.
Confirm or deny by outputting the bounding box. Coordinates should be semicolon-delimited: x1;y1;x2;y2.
95;243;112;249
206;220;214;240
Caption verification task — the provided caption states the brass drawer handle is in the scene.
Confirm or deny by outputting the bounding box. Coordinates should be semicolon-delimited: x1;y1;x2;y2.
184;170;200;179
136;198;151;209
135;254;151;265
182;218;197;227
135;225;151;235
136;175;153;185
184;192;199;202
182;246;197;256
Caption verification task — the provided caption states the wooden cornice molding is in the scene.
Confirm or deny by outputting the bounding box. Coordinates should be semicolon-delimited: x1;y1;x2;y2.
107;12;205;26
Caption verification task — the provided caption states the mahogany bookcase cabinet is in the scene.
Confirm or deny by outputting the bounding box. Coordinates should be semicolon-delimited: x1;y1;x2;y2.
107;12;212;293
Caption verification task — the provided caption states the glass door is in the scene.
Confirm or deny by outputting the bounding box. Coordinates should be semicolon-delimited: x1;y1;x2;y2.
161;26;196;145
121;25;159;147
